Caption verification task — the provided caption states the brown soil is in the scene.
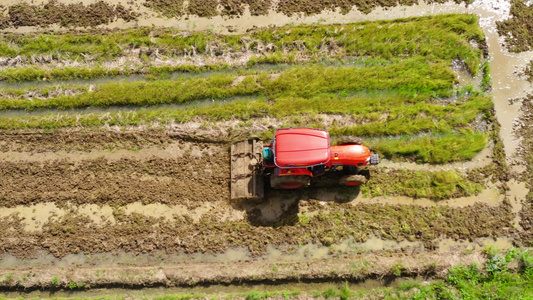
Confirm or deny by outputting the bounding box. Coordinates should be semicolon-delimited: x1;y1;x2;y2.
496;0;533;52
515;95;533;246
187;0;219;18
0;0;138;29
0;130;179;153
523;61;533;82
0;1;528;294
0;196;515;258
0;144;229;209
143;0;185;18
0;0;474;30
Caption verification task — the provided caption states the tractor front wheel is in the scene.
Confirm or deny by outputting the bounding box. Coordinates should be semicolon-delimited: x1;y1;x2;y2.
270;175;310;189
339;174;367;186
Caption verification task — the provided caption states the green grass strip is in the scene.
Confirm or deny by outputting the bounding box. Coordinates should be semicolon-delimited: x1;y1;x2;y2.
0;93;490;131
362;169;483;199
0;14;484;72
0;59;456;110
367;131;488;164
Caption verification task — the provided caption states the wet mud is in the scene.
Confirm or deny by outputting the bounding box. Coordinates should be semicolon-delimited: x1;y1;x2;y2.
496;0;533;52
514;95;533;246
0;251;485;290
0;195;516;258
0;0;138;29
0;0;472;31
0;0;532;295
0;130;179;153
0;144;229;208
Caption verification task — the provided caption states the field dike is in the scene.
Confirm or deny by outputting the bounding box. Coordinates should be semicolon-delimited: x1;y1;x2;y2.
1;0;532;298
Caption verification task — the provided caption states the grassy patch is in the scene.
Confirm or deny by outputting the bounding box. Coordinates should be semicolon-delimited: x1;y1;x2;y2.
0;14;483;69
368;131;489;164
0;60;457;110
362;169;483;199
0;63;233;82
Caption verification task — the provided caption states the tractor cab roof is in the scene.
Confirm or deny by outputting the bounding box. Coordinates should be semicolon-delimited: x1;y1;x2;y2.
274;128;330;168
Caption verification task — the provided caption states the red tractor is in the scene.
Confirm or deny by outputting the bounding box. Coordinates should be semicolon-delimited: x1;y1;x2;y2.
231;127;378;199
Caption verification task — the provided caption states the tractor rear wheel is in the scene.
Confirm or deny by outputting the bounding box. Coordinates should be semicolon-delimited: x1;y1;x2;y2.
339;174;367;186
337;137;363;145
270;175;310;189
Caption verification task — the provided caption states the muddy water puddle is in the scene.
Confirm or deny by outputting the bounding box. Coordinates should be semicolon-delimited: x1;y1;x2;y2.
0;0;509;35
438;237;514;253
452;59;483;90
484;25;533;161
0;201;245;232
311;186;504;208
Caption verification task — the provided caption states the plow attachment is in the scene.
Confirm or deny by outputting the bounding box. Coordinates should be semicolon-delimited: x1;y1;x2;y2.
230;137;264;200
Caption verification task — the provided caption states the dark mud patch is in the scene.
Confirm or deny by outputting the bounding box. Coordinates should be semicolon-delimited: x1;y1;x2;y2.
187;0;219;18
515;94;533;245
143;0;185;18
522;60;533;82
496;0;533;52
0;0;138;29
0;150;229;208
276;0;417;16
0;199;515;258
141;0;470;18
0;130;181;153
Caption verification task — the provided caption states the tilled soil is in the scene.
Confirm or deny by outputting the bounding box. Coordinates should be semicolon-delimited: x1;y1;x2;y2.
0;1;529;293
0;0;473;30
515;95;533;246
496;0;533;52
0;0;138;29
0;195;516;258
0;127;518;260
0;130;179;153
0;145;229;209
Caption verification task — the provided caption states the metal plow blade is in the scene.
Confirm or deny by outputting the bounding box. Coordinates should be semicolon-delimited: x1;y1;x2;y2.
230;137;264;200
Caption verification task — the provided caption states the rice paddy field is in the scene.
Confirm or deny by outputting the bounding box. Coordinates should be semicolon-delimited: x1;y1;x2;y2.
0;0;532;299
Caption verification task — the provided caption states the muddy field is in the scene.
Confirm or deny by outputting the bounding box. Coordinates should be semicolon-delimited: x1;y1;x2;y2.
0;0;532;298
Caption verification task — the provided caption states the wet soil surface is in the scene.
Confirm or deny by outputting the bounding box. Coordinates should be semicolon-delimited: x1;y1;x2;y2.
514;95;533;246
0;0;138;29
497;0;533;53
0;0;532;294
0;130;179;152
0;197;515;258
0;0;471;30
0;155;229;208
0;129;516;259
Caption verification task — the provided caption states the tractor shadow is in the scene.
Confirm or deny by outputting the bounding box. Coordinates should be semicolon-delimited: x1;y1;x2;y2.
230;170;369;227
